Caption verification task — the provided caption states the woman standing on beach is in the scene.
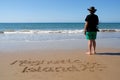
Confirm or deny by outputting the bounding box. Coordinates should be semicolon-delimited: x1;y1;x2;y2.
84;6;99;55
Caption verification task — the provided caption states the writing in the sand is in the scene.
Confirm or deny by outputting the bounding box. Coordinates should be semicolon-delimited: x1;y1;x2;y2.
10;59;106;73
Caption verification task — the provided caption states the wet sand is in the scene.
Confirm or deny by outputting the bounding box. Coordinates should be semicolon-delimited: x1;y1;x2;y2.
0;39;120;80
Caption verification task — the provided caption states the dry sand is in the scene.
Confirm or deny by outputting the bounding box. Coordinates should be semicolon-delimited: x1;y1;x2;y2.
0;48;120;80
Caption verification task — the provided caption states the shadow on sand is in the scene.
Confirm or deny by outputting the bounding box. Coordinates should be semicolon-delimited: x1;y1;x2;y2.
96;52;120;56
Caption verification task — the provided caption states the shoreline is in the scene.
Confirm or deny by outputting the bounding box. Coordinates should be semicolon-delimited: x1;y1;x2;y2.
0;38;120;53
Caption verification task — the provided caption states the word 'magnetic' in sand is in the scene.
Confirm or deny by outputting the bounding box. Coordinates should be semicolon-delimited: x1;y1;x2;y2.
10;59;82;66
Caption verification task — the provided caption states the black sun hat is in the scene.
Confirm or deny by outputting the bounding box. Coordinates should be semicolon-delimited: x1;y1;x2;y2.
88;6;97;12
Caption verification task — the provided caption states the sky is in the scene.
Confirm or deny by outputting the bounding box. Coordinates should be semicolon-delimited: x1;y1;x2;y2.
0;0;120;23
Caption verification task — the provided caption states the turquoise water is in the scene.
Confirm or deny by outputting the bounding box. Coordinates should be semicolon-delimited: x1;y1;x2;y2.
0;23;120;31
0;23;82;31
0;23;120;41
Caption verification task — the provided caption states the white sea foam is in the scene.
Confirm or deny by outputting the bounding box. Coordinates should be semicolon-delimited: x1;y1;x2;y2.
0;29;120;42
1;29;120;35
3;30;84;34
100;29;120;32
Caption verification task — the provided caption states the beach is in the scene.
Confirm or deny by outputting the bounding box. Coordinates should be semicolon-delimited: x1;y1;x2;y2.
0;23;120;80
0;37;120;80
0;0;120;79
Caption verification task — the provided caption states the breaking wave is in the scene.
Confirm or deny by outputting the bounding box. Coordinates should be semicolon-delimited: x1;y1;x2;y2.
0;29;120;34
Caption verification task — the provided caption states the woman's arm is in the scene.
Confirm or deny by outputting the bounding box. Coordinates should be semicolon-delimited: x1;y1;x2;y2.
84;21;88;35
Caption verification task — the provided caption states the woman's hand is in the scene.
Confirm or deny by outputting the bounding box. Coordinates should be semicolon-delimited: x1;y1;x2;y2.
84;30;86;35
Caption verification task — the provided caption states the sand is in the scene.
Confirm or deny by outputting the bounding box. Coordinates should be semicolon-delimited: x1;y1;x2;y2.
0;39;120;80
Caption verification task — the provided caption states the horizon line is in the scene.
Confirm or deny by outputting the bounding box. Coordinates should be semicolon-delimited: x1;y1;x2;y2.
0;22;120;23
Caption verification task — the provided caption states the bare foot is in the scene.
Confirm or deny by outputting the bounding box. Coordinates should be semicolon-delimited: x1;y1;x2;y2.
92;52;96;55
86;52;92;55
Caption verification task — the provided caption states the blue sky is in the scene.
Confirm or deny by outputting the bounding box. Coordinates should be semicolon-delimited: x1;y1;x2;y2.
0;0;120;22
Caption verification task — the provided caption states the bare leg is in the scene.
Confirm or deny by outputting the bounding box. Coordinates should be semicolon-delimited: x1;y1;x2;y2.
92;40;96;54
86;40;92;55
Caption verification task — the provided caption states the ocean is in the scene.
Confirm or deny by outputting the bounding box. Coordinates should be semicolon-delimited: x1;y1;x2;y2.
0;23;120;41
